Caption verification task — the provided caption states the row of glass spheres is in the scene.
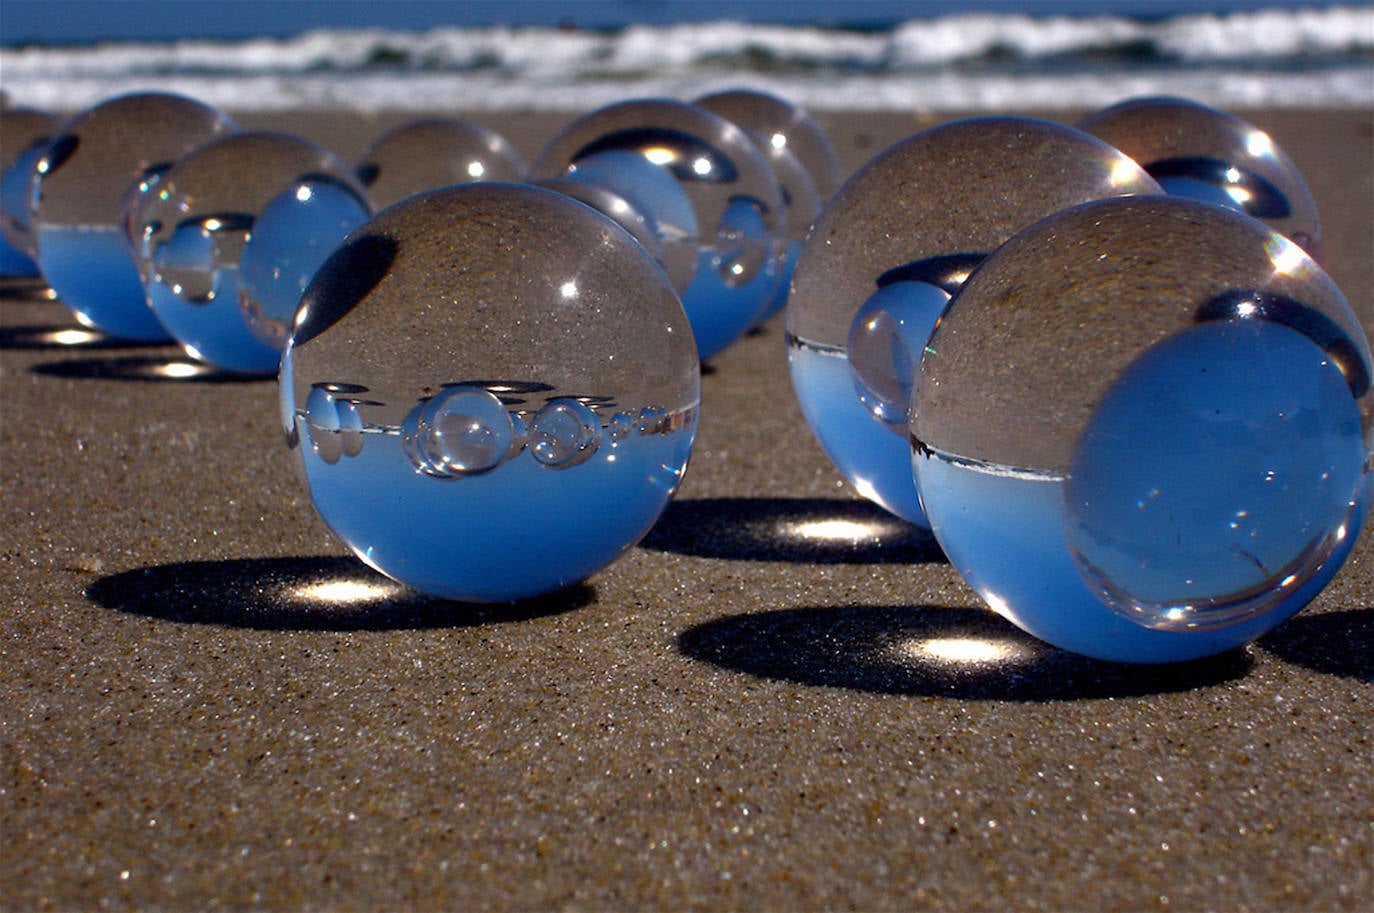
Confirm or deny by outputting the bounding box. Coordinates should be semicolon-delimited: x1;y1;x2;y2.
0;89;844;368
2;90;1368;665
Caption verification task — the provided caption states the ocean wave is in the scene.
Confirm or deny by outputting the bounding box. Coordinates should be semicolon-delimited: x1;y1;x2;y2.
3;5;1370;111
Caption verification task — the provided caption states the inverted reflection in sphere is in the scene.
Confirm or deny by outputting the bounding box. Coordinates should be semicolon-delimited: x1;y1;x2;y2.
133;131;371;374
0;107;62;276
281;183;701;602
31;92;237;340
1081;96;1323;259
696;88;842;320
355;118;526;211
913;195;1371;663
529;98;786;361
787;116;1161;526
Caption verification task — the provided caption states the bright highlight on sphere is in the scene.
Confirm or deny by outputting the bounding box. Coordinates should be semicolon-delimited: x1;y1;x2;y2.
786;116;1162;527
0;106;62;276
131;130;371;374
1080;95;1323;260
529;98;787;361
30;91;237;341
354;117;526;211
281;183;701;603
912;195;1372;663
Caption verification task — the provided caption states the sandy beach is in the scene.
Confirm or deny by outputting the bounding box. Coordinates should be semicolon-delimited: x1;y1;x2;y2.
2;106;1371;910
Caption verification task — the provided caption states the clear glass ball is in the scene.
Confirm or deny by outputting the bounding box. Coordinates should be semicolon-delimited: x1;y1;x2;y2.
1080;96;1322;260
913;195;1372;663
355;117;526;211
787;116;1162;525
280;182;701;602
528;98;786;361
0;107;62;275
132;131;371;374
30;92;237;341
696;89;843;320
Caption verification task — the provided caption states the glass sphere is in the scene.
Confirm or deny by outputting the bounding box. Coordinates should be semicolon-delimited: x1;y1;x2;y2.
1080;96;1322;259
787;116;1162;526
913;195;1372;663
355;117;526;211
696;89;842;320
0;107;62;276
30;92;237;341
281;182;701;602
132;131;371;374
526;174;667;263
528;98;786;361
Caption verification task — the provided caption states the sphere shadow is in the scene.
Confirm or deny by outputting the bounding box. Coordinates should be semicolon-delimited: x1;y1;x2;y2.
678;604;1253;701
0;324;156;350
85;555;593;631
33;355;267;383
1257;607;1374;682
0;276;57;303
641;497;943;564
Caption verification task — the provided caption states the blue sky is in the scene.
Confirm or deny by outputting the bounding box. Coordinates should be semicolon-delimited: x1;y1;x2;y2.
0;0;1345;45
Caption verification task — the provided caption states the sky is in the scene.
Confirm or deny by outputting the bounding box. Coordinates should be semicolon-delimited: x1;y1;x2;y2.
0;0;1348;45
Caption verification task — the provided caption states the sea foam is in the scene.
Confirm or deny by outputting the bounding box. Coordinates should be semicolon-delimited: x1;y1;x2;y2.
3;6;1370;111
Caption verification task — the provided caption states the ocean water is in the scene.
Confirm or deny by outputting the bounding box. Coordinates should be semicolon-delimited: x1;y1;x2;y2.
2;3;1370;112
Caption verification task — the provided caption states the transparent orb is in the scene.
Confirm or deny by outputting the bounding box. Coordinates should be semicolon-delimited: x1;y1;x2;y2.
528;98;786;361
355;117;526;211
696;89;842;320
913;195;1372;663
132;131;371;374
0;107;62;276
787;116;1162;526
403;385;519;477
526;172;667;264
280;182;700;602
1080;96;1322;260
30;92;237;341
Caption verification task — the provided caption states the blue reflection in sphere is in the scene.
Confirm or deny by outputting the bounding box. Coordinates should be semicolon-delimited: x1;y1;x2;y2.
787;117;1161;526
847;279;952;434
238;178;372;363
0;242;34;278
1080;96;1322;259
0;151;40;272
134;131;370;374
695;89;842;322
31;92;237;341
1067;318;1366;632
913;196;1372;663
680;195;780;359
303;384;366;465
281;183;700;602
527;398;602;468
0;108;62;277
786;277;954;521
403;386;518;476
559;149;698;264
529;99;786;361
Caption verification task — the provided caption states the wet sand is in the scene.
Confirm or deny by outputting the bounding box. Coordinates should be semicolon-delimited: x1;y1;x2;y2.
2;107;1371;911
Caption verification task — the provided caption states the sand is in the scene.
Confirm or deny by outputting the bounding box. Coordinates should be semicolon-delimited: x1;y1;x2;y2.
1;107;1371;911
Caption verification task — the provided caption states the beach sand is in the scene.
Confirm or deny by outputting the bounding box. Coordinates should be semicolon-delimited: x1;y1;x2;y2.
1;107;1371;910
